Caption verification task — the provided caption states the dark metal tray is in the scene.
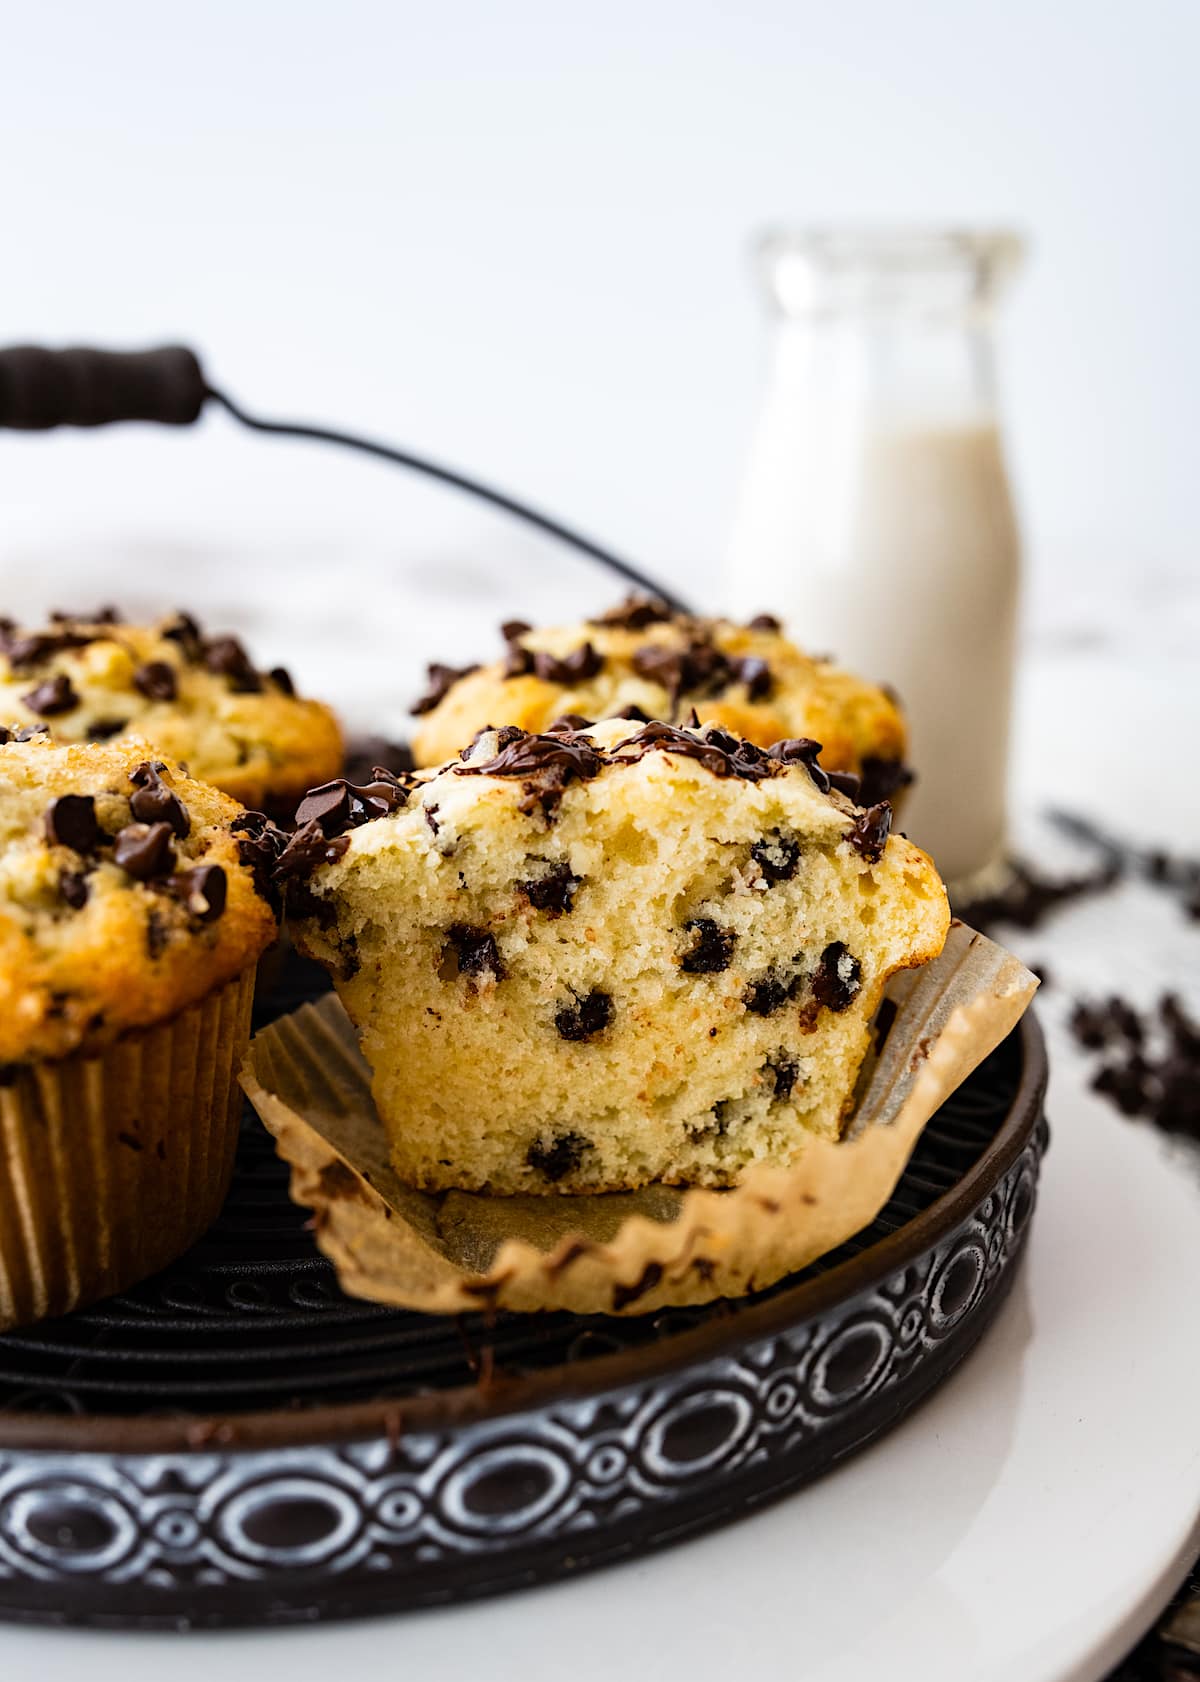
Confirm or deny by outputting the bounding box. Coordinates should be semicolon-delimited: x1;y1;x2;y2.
0;966;1048;1630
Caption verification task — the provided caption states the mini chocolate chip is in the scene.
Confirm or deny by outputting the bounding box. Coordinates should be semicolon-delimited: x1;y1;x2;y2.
162;612;203;661
680;918;735;974
518;861;581;917
88;718;128;740
203;635;262;692
527;1130;591;1182
412;662;479;714
812;941;862;1013
45;794;100;853
130;761;189;838
532;643;604;684
732;655;773;700
555;989;613;1041
501;620;532;642
747;612;781;632
847;802;892;863
744;975;790;1016
169;863;227;924
133;660;177;702
589;595;674;631
22;674;79;716
766;736;831;792
60;871;89;910
503;642;535;678
113;822;176;880
447;925;505;982
769;1057;799;1100
751;831;800;883
268;665;295;695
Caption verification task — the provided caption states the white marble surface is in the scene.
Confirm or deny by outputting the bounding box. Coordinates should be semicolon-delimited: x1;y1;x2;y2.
0;517;1197;1679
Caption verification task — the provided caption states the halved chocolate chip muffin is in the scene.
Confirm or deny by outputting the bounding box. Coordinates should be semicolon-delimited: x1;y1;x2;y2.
0;730;281;1328
0;607;343;811
410;598;911;806
284;716;948;1195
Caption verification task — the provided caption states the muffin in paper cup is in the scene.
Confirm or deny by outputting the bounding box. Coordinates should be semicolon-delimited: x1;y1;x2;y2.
0;730;281;1329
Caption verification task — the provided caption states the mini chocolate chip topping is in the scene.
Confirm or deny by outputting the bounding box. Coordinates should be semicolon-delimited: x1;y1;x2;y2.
2;626;96;669
747;612;781;632
765;736;831;792
680;917;736;973
22;674;79;716
203;635;262;693
458;728;605;820
446;924;505;982
294;771;409;838
129;761;189;838
589;595;675;631
847;801;892;864
526;1130;592;1181
751;831;800;883
610;720;778;782
412;662;480;715
44;794;101;853
500;619;532;643
133;660;177;702
268;665;295;696
518;861;581;917
167;863;227;924
60;870;89;910
112;821;176;881
273;820;351;882
532;642;604;685
811;942;862;1013
162;611;203;661
554;989;613;1041
731;655;773;700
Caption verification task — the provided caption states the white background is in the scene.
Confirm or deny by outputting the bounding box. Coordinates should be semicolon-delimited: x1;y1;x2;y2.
2;0;1198;725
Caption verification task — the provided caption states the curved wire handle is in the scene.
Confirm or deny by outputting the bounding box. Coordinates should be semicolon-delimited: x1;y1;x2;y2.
0;344;690;613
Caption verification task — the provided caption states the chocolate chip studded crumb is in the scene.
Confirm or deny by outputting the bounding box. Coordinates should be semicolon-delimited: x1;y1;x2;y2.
812;942;862;1013
22;674;79;716
518;861;581;916
554;989;613;1040
412;662;480;715
768;1057;799;1100
680;917;736;973
744;974;790;1016
751;830;800;883
526;1130;592;1182
44;794;101;853
60;871;89;910
133;660;177;702
446;925;505;983
130;761;189;838
847;802;892;864
112;821;176;881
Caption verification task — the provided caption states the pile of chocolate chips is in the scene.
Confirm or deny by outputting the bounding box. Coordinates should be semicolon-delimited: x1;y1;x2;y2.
1069;993;1200;1144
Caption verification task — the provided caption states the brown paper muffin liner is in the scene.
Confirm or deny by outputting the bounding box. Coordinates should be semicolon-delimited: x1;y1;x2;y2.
241;924;1037;1317
0;966;257;1332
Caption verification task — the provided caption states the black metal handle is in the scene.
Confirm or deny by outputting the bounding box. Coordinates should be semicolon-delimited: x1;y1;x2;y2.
0;345;206;430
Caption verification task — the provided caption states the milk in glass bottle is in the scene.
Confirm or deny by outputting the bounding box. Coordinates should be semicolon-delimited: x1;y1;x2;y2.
725;230;1024;894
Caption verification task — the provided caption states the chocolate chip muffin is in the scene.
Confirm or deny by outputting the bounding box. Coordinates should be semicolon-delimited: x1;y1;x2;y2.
0;730;281;1328
285;716;948;1195
0;607;343;811
410;598;910;805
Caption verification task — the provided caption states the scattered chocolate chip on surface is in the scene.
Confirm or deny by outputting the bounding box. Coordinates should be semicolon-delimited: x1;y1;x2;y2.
133;660;177;702
268;665;295;696
112;821;176;881
847;802;893;864
44;794;101;853
168;863;227;924
412;662;480;715
129;761;189;837
22;674;79;716
203;635;262;692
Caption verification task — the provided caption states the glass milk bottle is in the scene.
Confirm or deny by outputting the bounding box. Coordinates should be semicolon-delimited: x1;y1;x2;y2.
725;230;1024;894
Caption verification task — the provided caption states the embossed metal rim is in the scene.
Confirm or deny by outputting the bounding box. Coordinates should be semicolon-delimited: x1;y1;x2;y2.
0;1013;1046;1456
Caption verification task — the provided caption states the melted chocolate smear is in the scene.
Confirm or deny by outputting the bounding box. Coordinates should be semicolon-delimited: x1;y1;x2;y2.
589;595;675;631
133;660;177;702
112;822;176;881
751;830;800;883
45;794;100;853
765;736;831;793
847;802;892;864
858;757;914;808
446;925;505;983
611;720;778;783
811;942;862;1013
458;728;604;821
130;761;189;838
22;674;79;716
555;989;613;1041
294;771;409;838
527;1130;592;1182
518;861;581;917
273;820;351;883
680;917;736;974
411;662;480;715
532;643;604;684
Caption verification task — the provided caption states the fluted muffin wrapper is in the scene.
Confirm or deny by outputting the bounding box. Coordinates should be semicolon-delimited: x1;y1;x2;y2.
0;966;256;1332
241;924;1036;1317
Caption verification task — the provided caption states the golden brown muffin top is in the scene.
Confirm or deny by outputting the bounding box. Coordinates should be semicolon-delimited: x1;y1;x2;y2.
409;599;909;800
0;608;343;809
0;732;280;1063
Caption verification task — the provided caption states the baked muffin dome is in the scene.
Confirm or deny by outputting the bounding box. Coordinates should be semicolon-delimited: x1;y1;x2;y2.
0;730;280;1064
284;717;948;1195
0;608;342;809
411;599;909;803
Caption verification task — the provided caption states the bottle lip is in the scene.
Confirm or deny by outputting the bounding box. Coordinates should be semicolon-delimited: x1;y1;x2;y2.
756;226;1026;318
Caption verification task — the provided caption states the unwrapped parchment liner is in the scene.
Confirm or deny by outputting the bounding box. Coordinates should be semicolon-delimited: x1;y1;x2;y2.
0;966;256;1331
241;924;1036;1317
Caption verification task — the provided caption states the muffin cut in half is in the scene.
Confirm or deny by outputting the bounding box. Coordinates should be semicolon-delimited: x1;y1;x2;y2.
285;717;949;1195
411;597;911;806
0;606;343;811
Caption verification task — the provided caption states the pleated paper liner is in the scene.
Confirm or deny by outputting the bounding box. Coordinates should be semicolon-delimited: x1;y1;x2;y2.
0;965;257;1331
242;924;1036;1317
